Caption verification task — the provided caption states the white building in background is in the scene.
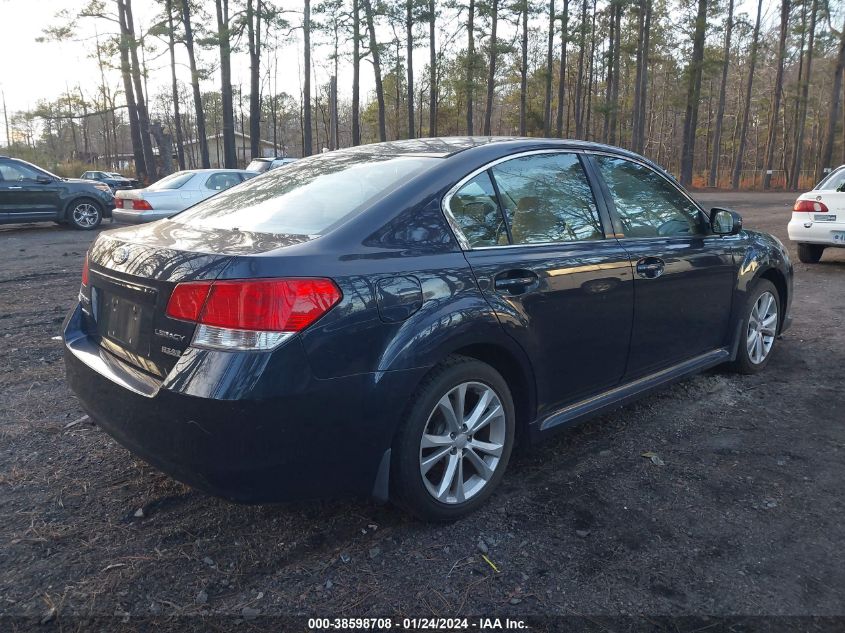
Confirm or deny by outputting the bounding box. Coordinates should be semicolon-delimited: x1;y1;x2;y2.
183;131;284;169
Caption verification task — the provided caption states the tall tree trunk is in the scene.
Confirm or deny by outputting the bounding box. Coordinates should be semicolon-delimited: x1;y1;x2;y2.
303;0;313;155
608;2;621;145
363;0;387;141
555;0;569;136
602;4;614;143
214;0;237;167
116;6;145;180
573;0;587;137
584;0;596;140
634;0;651;153
123;0;157;180
483;0;499;135
246;0;263;159
429;0;437;135
763;0;790;189
466;0;475;135
543;0;555;136
707;0;733;187
406;0;415;138
166;0;185;170
519;2;528;135
818;13;845;182
731;0;762;189
679;0;707;187
352;0;361;145
790;0;818;189
631;0;645;150
180;0;209;168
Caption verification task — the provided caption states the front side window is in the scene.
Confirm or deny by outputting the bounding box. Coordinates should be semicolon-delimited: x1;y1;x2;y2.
595;156;705;237
448;172;508;247
491;153;603;244
0;162;41;181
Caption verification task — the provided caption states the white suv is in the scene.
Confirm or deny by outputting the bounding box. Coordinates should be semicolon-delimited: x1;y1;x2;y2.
788;165;845;263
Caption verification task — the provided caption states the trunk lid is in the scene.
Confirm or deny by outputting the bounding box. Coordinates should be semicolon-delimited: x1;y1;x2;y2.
85;222;313;377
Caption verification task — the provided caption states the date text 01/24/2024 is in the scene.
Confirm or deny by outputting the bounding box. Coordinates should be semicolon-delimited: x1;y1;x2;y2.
307;617;529;630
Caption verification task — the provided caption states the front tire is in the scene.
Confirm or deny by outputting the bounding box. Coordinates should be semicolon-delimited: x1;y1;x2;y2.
729;279;780;375
68;199;103;230
797;243;824;264
391;356;515;521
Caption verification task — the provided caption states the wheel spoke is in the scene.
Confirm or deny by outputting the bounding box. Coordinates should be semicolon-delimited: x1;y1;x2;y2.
454;457;465;503
421;446;451;475
452;383;467;427
469;438;503;457
436;394;460;433
436;453;460;500
464;448;494;480
755;334;764;361
464;390;495;432
421;433;453;449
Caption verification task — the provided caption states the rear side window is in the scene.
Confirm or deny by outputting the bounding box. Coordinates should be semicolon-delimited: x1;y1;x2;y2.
595;156;705;237
174;154;438;236
491;153;603;244
816;168;845;192
448;172;508;247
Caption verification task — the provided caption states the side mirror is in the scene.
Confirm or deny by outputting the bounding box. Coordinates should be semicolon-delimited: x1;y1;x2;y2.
35;175;53;184
710;207;742;236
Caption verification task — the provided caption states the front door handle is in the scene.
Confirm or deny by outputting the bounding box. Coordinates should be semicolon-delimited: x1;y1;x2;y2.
8;186;23;190
494;271;539;294
636;257;665;279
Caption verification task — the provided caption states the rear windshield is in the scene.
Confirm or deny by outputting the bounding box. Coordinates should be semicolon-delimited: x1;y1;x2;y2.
148;172;194;191
173;153;439;235
815;167;845;192
246;160;271;172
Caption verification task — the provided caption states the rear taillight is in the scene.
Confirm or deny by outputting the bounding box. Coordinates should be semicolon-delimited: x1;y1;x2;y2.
794;199;828;213
81;254;89;287
166;278;342;351
120;198;152;210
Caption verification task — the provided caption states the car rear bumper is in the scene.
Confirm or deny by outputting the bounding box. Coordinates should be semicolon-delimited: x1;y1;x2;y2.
62;303;423;502
788;217;845;247
113;209;176;224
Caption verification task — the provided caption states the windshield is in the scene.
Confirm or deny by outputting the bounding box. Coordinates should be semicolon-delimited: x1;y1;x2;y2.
173;153;439;235
816;167;845;192
246;160;271;172
147;172;195;191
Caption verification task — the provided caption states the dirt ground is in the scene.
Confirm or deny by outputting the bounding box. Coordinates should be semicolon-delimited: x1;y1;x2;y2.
1;191;844;628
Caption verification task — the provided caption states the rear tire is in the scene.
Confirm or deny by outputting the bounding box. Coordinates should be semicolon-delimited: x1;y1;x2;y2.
729;279;780;375
68;199;103;230
797;243;824;264
390;356;515;521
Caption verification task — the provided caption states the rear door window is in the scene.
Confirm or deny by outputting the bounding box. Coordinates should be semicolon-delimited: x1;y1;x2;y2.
448;172;508;247
491;153;603;245
205;172;242;191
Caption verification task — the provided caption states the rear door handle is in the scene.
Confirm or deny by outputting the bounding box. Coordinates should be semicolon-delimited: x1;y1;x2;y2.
493;271;539;294
636;258;665;279
8;186;22;190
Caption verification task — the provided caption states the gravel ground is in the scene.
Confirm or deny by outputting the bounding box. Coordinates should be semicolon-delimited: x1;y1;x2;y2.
0;192;843;629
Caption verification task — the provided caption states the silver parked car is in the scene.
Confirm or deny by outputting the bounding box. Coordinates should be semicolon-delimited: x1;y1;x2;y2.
113;169;256;223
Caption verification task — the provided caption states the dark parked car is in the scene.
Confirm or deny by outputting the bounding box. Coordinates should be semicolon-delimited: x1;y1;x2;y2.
0;156;115;229
63;138;793;520
81;170;136;192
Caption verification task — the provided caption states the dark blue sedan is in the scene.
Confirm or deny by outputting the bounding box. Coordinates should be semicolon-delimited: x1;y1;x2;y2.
62;138;793;520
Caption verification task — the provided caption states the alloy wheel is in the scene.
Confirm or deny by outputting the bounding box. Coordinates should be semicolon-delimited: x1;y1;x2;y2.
746;291;778;365
72;203;100;228
419;381;506;505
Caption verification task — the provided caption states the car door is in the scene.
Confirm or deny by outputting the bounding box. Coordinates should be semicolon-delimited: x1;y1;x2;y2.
0;161;61;220
588;153;736;380
446;151;634;418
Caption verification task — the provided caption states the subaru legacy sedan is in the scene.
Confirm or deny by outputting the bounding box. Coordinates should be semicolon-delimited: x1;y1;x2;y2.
63;138;792;520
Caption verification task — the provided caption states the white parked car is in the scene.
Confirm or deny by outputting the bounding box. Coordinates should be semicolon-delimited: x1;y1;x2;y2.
787;165;845;263
113;169;256;224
